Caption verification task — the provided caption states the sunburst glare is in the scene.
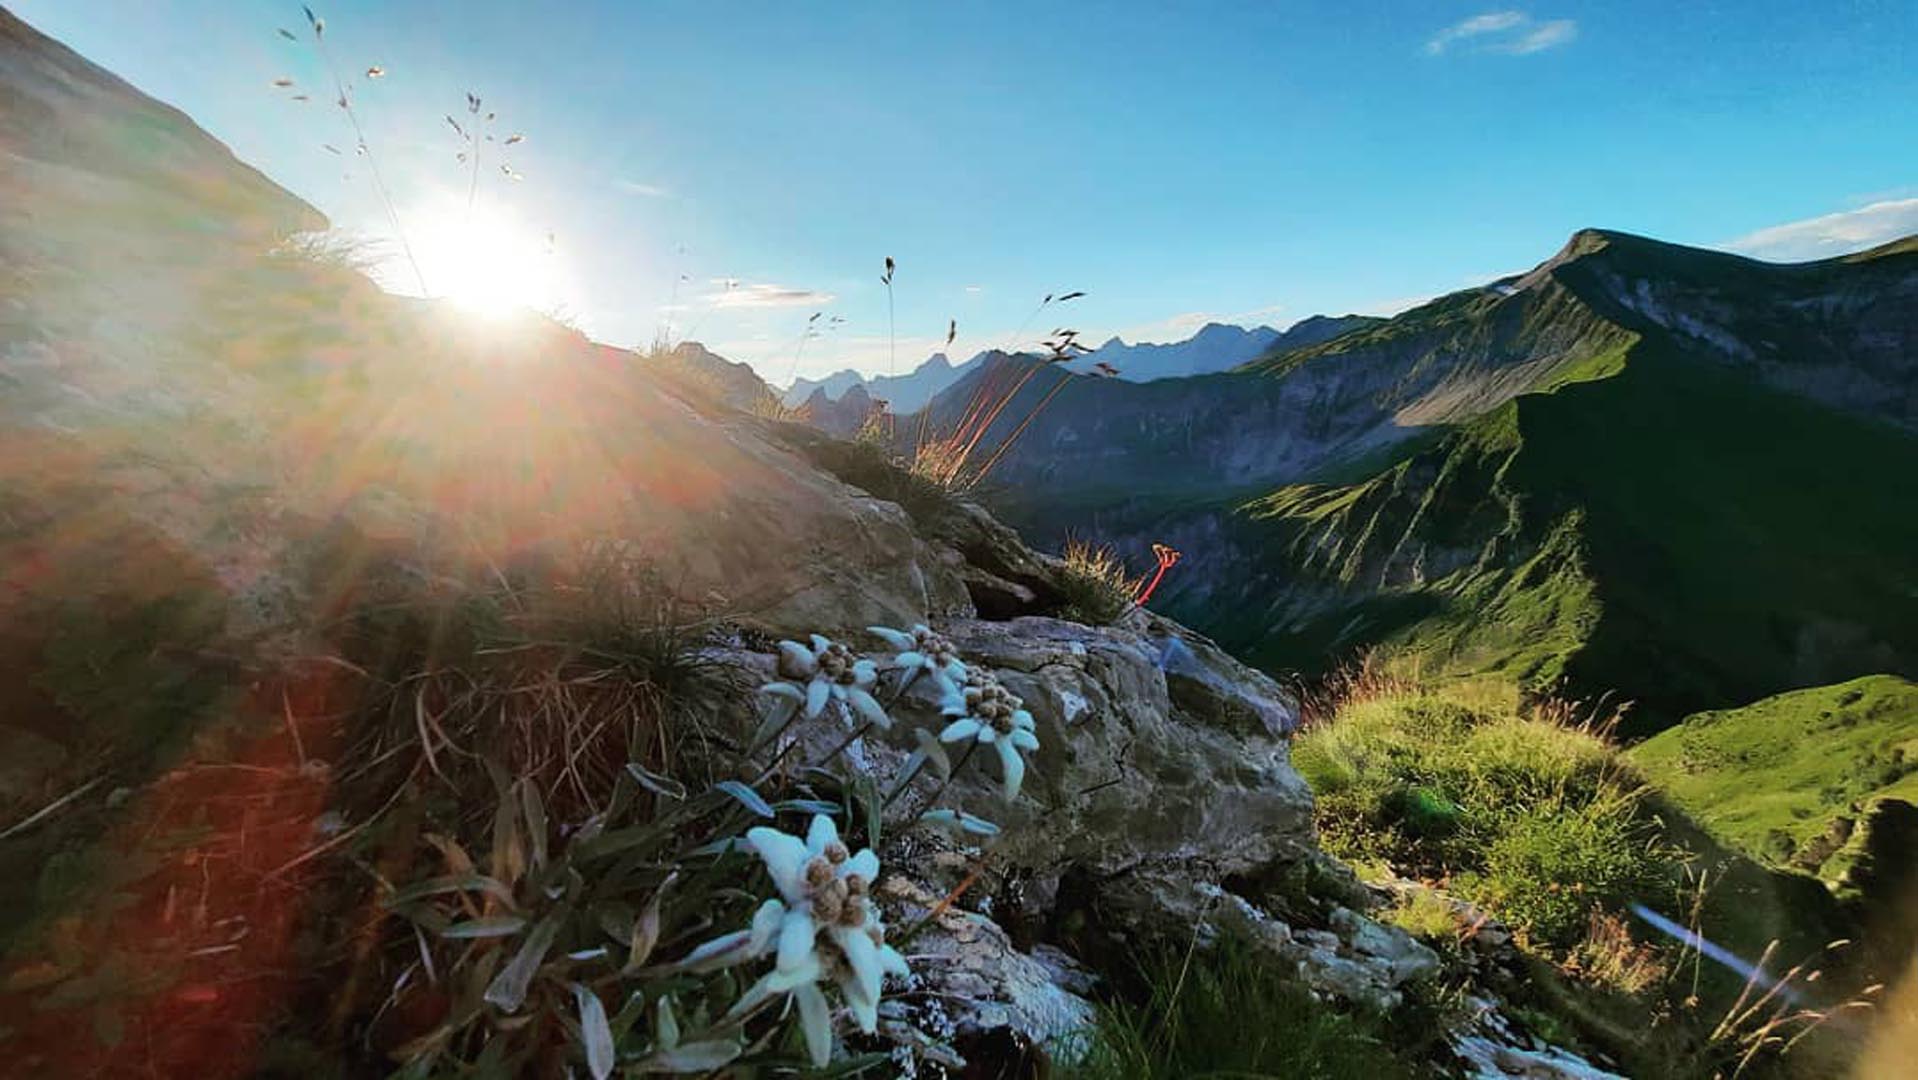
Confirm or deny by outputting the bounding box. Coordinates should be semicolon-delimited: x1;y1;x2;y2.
406;198;569;317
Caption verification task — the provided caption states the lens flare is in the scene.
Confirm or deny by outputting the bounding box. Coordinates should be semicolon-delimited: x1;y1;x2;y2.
405;199;568;317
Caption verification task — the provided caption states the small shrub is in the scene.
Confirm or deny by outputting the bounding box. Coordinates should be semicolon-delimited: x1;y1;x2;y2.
1057;539;1139;625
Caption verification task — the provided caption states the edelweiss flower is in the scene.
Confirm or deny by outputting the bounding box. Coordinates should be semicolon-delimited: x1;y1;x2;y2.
693;815;908;1067
765;634;891;729
868;623;968;697
938;671;1041;801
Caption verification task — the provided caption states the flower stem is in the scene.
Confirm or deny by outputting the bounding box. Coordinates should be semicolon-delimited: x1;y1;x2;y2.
910;741;980;814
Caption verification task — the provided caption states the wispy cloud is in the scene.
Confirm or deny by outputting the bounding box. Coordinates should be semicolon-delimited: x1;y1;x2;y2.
1722;197;1918;262
616;179;671;197
1425;11;1576;55
1425;11;1525;53
705;281;838;309
1504;18;1576;54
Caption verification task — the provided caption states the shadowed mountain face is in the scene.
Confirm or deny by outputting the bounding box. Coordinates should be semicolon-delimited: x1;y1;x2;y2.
939;230;1918;732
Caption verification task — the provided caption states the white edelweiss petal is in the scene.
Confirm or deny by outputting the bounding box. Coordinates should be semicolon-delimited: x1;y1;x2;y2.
840;969;880;1035
841;848;879;883
848;687;891;730
766;949;823;990
794;982;833;1068
851;658;878;686
829;682;849;702
809;633;832;654
928;670;958;699
721;955;813;1020
760;681;805;701
919;808;960;831
677;929;750;970
878;943;910;978
977;726;998;745
911;623;930;636
832;924;884;1009
1011;728;1040;752
776;907;818;973
869;626;915;651
746;827;810;903
806;813;840;856
805;677;831;718
725;950;823;1022
943;658;968;682
723;969;778;1022
938;718;982;743
748;898;787;955
893;650;926;669
938;689;968;717
777;641;818;677
996;737;1026;801
1012;709;1035;730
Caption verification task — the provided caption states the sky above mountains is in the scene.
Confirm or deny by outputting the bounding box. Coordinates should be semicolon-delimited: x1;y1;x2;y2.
16;1;1917;383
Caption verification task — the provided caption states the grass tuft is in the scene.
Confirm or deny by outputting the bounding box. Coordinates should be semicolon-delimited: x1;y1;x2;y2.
1293;685;1667;951
1056;539;1139;626
1056;940;1420;1080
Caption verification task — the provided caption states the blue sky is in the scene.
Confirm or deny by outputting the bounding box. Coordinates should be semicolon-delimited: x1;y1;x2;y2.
16;1;1918;382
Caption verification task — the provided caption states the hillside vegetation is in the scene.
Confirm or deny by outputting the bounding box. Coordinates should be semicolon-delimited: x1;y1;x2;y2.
1630;675;1918;878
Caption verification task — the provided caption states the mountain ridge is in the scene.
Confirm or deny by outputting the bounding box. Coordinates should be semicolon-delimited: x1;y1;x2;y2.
957;226;1918;730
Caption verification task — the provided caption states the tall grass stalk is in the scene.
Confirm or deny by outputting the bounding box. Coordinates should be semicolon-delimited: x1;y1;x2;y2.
910;339;1087;491
299;7;426;294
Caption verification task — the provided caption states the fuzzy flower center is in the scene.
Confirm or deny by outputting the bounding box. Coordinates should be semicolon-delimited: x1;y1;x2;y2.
805;871;871;929
817;643;859;684
801;851;871;927
962;678;1023;734
913;627;959;667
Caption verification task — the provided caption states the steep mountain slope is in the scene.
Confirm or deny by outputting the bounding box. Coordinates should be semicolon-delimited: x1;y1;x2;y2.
920;241;1640;511
952;231;1918;732
1180;337;1918;732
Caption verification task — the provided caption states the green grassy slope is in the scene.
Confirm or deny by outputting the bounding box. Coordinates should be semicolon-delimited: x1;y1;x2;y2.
1628;675;1918;870
1195;340;1918;734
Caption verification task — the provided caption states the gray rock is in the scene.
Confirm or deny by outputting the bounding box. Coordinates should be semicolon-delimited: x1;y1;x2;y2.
876;875;1095;1051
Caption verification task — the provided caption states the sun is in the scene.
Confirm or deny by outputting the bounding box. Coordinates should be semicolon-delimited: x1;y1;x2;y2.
406;199;567;317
